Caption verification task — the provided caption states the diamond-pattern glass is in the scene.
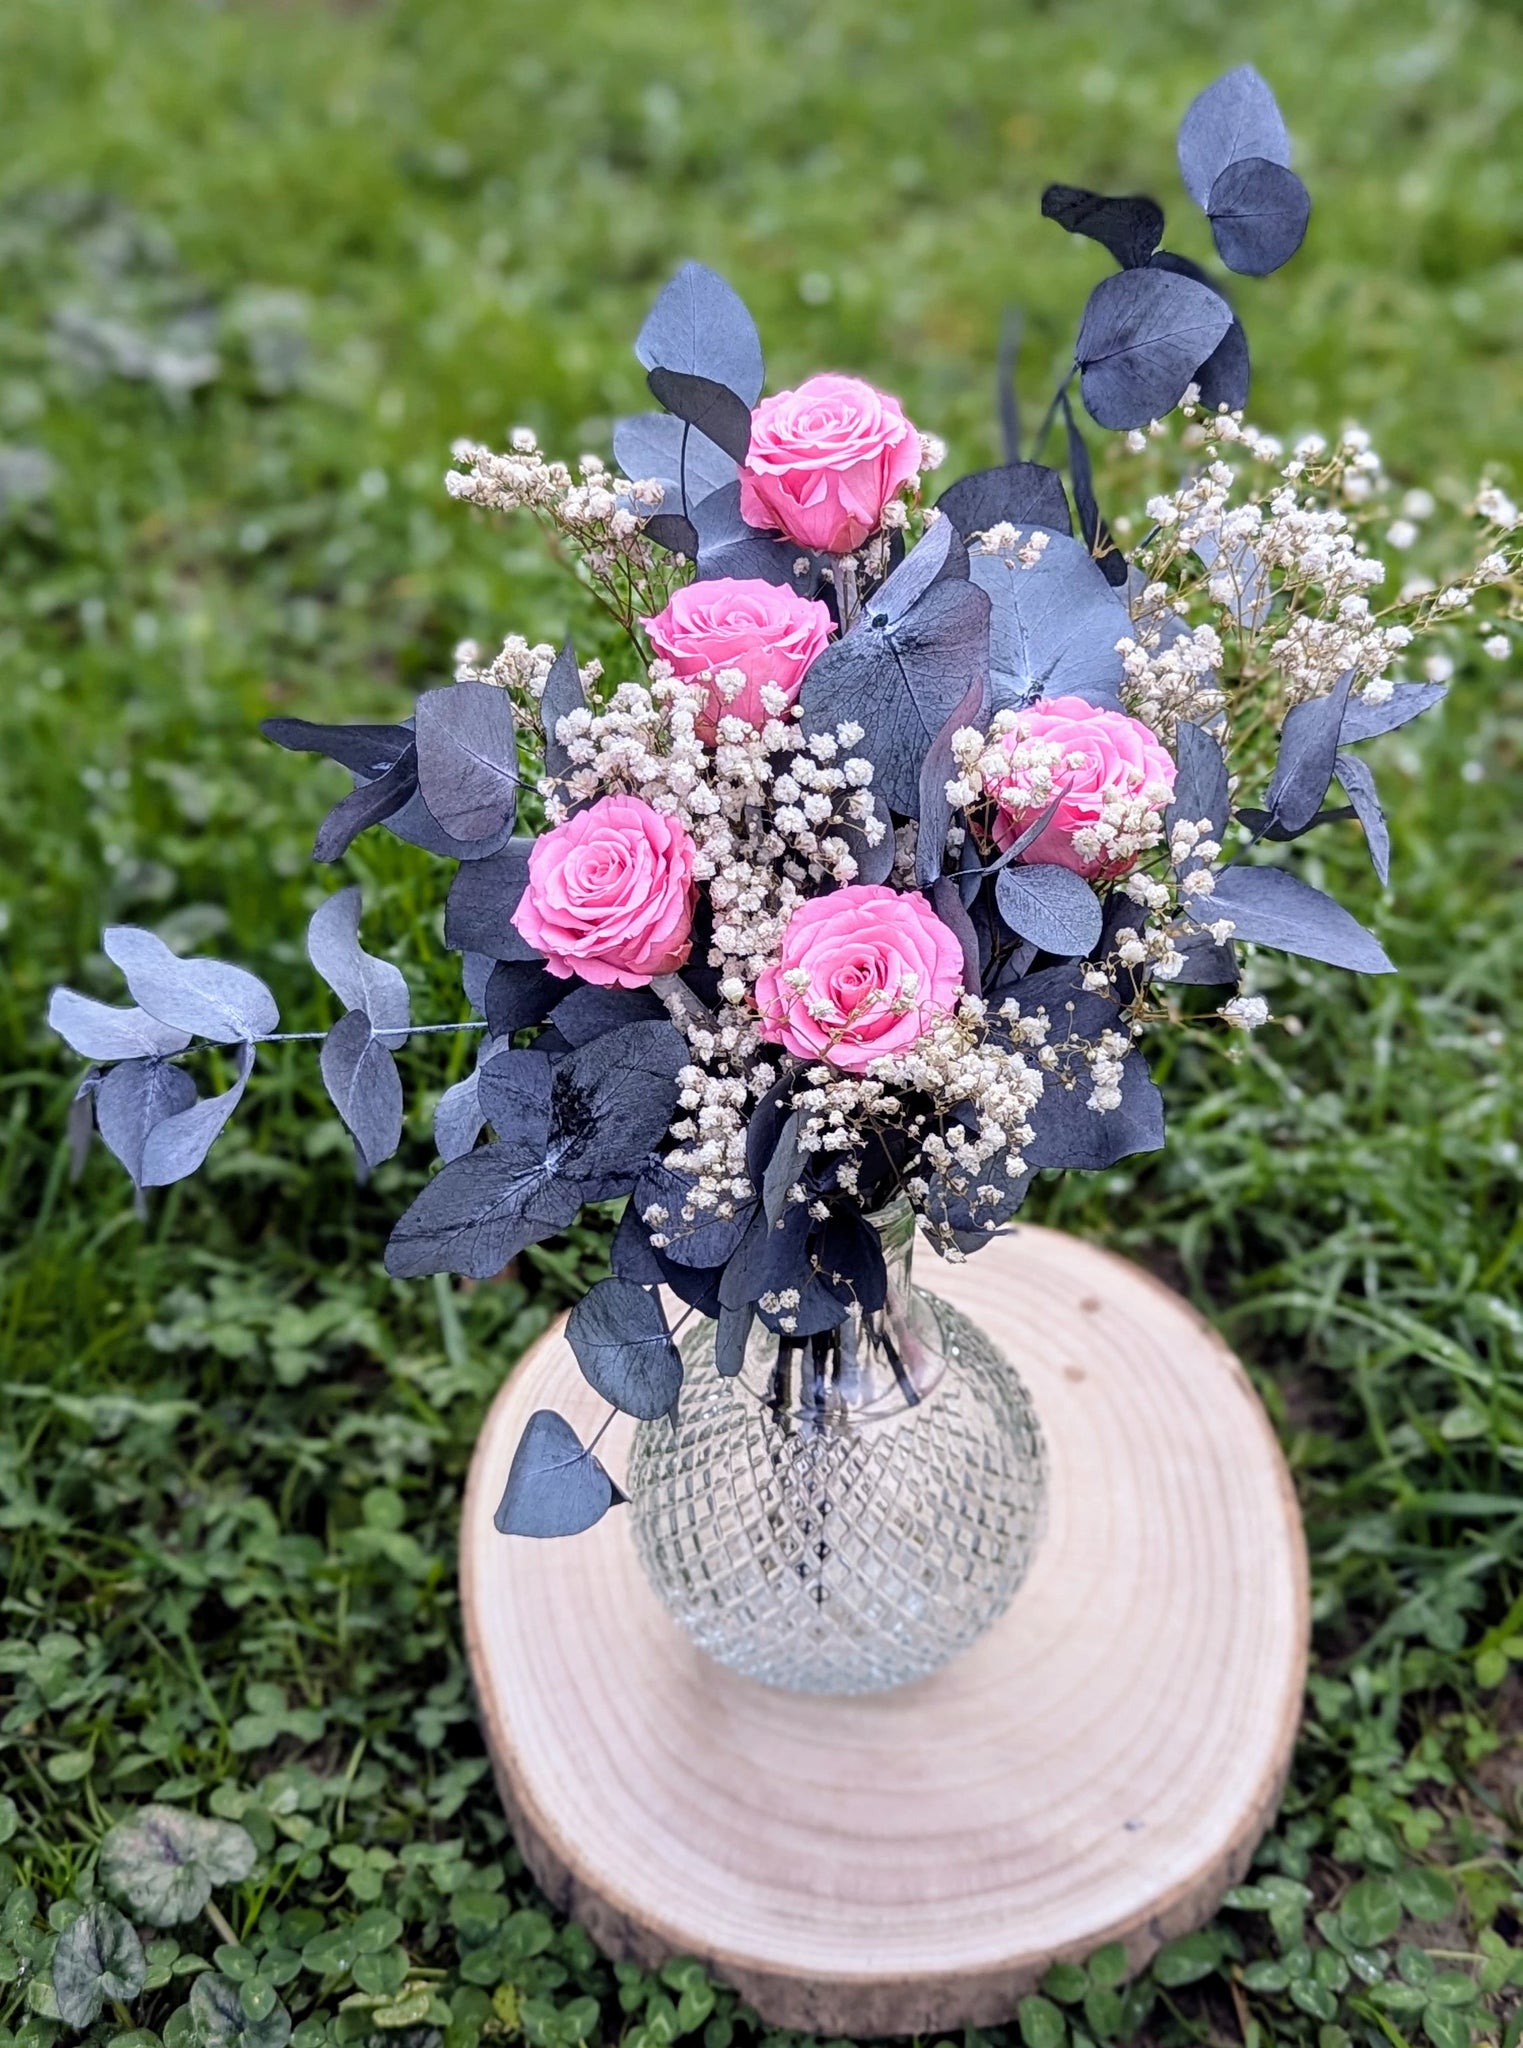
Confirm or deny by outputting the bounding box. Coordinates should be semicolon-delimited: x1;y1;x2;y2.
629;1289;1047;1693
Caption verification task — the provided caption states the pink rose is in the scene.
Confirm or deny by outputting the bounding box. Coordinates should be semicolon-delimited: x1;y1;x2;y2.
642;577;834;740
512;794;697;988
739;373;922;555
988;696;1177;881
753;884;964;1075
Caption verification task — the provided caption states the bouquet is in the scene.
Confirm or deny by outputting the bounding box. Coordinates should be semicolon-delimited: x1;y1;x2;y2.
48;67;1519;1541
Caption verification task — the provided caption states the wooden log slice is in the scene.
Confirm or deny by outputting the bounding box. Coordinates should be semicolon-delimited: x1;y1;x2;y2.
461;1225;1308;2035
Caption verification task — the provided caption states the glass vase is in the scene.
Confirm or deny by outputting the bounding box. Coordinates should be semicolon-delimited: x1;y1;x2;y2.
628;1199;1048;1693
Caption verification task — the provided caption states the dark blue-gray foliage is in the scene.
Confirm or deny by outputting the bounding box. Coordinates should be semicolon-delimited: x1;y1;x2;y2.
384;1021;685;1278
1340;681;1447;743
320;1010;404;1174
612;414;734;523
635;260;764;408
566;1279;683;1421
915;668;991;886
1166;720;1231;878
1074;267;1234;430
646;366;753;465
537;640;586;786
1206;157;1311;276
797;520;989;817
102;926;279;1045
993;862;1104;958
1041;185;1164;269
413;681;522;844
690;481;823;590
260;717;411;777
1334;751;1391;886
1061;393;1126;587
1145;250;1250;412
493;1409;624;1540
549;983;666;1046
1263;668;1356;836
1205;864;1394;973
443;839;538;958
313;749;419;863
714;1304;753;1379
306;887;410;1048
936;463;1072;541
1177;65;1292;210
484;959;558;1038
968;529;1128;710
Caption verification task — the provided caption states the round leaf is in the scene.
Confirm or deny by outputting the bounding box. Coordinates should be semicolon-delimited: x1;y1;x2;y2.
188;1972;291;2048
99;1806;258;1928
1207;157;1311;276
52;1903;146;2028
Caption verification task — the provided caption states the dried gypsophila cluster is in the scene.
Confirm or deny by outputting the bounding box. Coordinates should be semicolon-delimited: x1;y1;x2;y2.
447;429;684;635
1115;407;1521;763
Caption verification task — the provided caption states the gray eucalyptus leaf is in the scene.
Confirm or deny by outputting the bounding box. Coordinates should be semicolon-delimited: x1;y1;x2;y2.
67;1070;100;1182
646;365;752;463
313;748;418;862
798;524;988;817
1335;751;1391;886
539;640;585;785
139;1042;255;1188
915;667;992;885
1040;184;1164;269
443;839;538;958
994;862;1104;958
1264;668;1355;836
691;481;824;590
433;1067;485;1163
47;987;192;1061
1146;249;1249;411
1207;157;1311;276
494;1409;624;1539
1340;681;1447;743
566;1278;683;1420
319;1011;403;1173
714;1303;754;1378
95;1058;198;1188
936;462;1072;541
413;681;522;844
306;887;409;1048
1074;267;1233;430
635;260;764;407
1205;863;1394;973
1177;65;1292;209
1166;720;1230;877
969;529;1129;711
612;413;734;516
260;717;411;777
103;926;279;1043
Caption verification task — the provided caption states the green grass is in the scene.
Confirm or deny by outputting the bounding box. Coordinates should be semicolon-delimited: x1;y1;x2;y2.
1;2;1521;2046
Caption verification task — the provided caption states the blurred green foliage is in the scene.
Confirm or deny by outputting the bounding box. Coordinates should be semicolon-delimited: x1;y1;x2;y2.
0;2;1520;2046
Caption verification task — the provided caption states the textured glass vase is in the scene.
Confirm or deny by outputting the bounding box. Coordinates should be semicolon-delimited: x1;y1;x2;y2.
628;1199;1048;1693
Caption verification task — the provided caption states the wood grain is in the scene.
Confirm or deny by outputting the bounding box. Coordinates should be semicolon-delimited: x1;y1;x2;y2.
460;1225;1308;2035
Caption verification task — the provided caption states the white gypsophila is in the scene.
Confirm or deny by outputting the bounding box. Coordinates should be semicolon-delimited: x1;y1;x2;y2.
1221;995;1270;1030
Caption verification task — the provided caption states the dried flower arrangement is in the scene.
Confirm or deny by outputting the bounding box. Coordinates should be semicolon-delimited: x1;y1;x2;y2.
49;67;1519;1539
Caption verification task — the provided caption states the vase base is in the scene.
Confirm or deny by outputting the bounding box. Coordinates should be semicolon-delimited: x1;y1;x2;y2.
460;1225;1308;2037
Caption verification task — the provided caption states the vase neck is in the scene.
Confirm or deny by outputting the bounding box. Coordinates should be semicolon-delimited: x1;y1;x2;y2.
739;1195;946;1429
